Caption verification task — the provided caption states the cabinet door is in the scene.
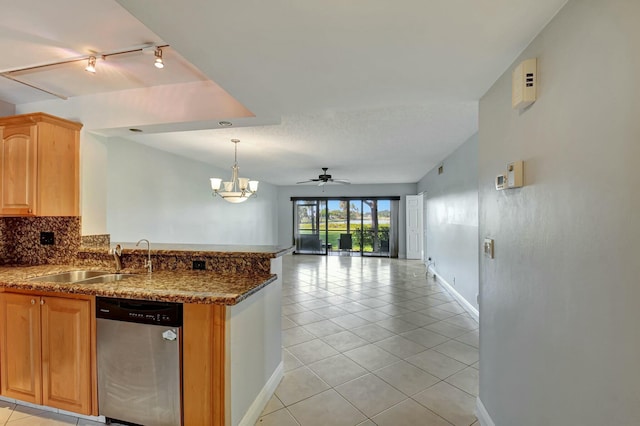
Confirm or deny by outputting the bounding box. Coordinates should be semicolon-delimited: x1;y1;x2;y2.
36;122;79;216
0;125;37;215
0;293;42;403
40;296;92;414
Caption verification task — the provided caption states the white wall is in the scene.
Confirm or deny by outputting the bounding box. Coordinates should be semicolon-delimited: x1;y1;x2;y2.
228;257;283;426
277;183;417;258
106;137;279;245
478;1;640;425
417;134;478;311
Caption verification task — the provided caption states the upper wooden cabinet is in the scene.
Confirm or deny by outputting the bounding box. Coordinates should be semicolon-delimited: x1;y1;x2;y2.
0;113;82;216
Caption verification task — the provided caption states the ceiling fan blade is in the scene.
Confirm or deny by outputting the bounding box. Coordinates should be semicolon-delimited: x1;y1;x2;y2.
332;179;351;184
318;181;326;186
296;179;320;184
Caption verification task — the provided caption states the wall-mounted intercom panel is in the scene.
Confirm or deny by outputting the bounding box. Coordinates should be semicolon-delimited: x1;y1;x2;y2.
512;58;537;109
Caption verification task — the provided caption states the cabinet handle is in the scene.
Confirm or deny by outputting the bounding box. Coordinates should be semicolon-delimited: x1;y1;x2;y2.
40;299;45;305
31;299;35;305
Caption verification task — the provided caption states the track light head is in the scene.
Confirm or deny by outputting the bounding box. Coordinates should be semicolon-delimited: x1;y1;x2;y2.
154;48;164;69
85;56;96;73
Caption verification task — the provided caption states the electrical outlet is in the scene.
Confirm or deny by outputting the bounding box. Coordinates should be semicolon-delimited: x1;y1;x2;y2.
192;260;206;270
40;232;55;245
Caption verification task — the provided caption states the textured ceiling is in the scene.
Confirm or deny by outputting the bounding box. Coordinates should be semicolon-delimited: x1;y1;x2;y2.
129;102;478;184
3;0;569;185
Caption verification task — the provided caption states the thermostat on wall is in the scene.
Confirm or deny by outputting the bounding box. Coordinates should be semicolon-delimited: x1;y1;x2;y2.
495;161;524;190
506;161;524;188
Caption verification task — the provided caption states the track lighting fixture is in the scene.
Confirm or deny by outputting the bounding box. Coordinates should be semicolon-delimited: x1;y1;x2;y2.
85;56;96;73
154;47;164;69
1;43;170;99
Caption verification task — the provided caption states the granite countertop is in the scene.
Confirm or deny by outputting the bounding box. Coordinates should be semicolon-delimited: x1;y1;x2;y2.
0;265;276;305
79;243;294;258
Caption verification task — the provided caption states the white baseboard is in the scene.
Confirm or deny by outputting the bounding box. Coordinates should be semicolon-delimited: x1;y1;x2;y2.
431;268;479;322
476;398;496;426
238;361;284;426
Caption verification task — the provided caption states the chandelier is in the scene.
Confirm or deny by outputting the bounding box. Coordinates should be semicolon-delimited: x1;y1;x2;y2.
210;139;259;203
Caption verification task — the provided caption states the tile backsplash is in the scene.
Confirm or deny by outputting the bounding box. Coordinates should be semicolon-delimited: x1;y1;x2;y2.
0;219;274;273
0;217;81;265
81;233;110;248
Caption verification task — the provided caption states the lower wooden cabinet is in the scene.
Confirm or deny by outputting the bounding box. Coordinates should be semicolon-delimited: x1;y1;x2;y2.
183;303;226;426
0;292;95;415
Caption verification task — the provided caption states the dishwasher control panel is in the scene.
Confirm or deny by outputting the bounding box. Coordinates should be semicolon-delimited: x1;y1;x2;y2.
96;297;182;327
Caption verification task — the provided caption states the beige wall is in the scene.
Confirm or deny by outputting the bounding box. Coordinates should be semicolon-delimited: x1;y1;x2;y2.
478;0;640;424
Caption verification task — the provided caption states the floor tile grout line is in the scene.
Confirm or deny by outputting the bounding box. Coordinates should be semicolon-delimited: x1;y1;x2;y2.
272;256;476;425
371;397;456;426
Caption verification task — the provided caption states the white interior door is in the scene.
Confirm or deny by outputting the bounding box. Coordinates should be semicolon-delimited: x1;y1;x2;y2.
406;195;423;259
422;192;428;263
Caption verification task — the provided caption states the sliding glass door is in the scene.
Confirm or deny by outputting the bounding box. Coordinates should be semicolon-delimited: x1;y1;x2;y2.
293;197;399;257
361;199;391;256
294;200;328;254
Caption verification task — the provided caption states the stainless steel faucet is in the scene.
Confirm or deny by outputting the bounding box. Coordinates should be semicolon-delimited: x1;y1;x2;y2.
136;239;152;273
110;244;122;272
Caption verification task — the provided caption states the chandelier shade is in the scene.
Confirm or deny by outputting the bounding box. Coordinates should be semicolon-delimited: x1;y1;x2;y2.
210;139;258;203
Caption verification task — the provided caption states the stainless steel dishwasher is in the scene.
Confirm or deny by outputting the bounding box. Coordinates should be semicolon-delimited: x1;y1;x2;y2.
97;297;183;426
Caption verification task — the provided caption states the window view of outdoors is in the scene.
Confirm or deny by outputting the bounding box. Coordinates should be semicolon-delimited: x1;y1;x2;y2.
294;198;394;257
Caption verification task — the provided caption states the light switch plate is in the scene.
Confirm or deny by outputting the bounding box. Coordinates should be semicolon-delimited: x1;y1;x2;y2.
483;238;494;259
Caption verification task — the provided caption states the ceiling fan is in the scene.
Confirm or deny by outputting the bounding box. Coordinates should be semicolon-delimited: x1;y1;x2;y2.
296;167;351;186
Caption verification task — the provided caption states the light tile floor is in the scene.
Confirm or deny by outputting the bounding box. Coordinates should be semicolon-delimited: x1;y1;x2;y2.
0;401;105;425
258;255;479;426
2;255;479;426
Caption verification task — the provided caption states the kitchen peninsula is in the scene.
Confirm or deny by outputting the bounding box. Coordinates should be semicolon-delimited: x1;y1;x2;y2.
0;243;292;426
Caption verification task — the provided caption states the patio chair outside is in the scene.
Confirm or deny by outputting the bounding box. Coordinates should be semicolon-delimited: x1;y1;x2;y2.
339;233;353;255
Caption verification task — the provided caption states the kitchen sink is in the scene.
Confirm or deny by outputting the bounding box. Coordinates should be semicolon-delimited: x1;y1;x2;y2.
28;271;137;284
28;270;111;283
76;274;137;284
